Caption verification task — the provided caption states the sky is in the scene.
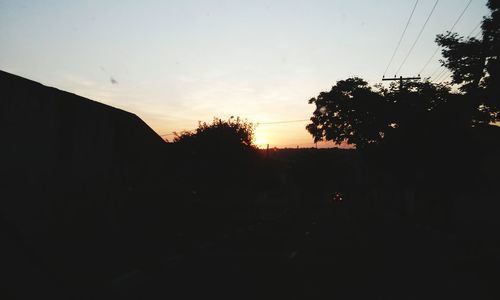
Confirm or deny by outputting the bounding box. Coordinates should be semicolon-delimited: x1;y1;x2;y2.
0;0;490;148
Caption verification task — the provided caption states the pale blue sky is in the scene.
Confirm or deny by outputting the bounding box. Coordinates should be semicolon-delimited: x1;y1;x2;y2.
0;0;490;147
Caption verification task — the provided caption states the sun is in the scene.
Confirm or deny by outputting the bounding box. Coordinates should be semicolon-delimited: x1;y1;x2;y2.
254;129;268;148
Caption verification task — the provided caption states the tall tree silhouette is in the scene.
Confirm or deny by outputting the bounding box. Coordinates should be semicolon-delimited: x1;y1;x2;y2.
306;78;458;149
436;0;499;123
306;78;388;149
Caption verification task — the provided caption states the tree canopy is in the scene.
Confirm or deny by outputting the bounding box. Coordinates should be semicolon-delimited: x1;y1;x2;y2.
306;78;458;149
306;77;388;148
436;0;499;123
307;0;499;149
173;116;257;155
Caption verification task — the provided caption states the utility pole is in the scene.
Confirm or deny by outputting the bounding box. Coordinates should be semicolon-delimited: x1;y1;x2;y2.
382;75;421;91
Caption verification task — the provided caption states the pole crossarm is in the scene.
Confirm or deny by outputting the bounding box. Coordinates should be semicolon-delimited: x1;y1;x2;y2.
382;75;421;91
382;76;421;81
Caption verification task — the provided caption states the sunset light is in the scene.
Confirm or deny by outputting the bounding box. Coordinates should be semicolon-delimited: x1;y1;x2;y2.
254;127;269;148
0;1;489;148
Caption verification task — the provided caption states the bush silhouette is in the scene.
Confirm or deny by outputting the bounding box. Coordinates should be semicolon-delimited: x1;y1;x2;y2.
173;116;256;157
171;117;258;216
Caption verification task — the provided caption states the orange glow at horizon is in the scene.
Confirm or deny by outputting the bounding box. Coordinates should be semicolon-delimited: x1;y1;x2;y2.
152;118;353;149
254;127;269;149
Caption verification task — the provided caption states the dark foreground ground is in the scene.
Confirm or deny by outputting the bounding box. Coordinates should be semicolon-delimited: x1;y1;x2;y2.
112;203;500;300
4;148;499;299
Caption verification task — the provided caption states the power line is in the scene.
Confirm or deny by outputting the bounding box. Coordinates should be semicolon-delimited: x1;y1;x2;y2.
450;0;473;32
420;0;473;75
435;71;448;82
430;1;478;83
434;68;448;81
383;0;419;77
473;29;482;39
419;48;441;75
431;67;445;81
467;20;482;37
159;118;311;136
429;64;444;78
433;68;449;82
438;71;453;83
258;119;309;125
395;0;440;76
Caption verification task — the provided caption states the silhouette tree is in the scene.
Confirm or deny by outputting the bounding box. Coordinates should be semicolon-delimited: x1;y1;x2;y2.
172;117;258;211
306;78;388;149
173;116;256;154
436;0;499;123
308;1;499;149
172;116;260;183
306;77;459;149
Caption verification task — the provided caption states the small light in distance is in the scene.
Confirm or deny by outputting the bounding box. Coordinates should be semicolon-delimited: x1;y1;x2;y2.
332;192;344;203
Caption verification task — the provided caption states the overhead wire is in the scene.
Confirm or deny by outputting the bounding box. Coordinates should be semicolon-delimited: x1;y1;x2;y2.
258;119;309;125
449;0;473;32
431;67;446;81
419;0;474;75
473;29;482;39
159;118;311;137
429;63;444;78
436;70;451;82
430;4;480;83
394;0;440;76
419;48;440;76
433;68;449;82
467;20;482;37
383;0;420;77
438;71;453;83
433;6;483;83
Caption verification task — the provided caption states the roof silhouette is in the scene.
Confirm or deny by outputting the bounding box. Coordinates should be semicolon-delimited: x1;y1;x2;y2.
0;70;166;284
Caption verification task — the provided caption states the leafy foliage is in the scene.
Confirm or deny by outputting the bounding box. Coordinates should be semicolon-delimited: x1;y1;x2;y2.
171;117;258;210
173;116;256;154
306;78;459;149
308;0;499;148
306;78;387;149
436;0;500;122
